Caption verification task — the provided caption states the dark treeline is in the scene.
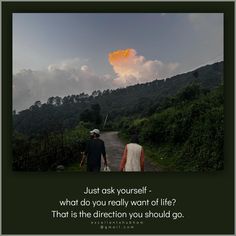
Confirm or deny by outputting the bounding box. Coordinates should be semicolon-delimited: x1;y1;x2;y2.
13;61;223;171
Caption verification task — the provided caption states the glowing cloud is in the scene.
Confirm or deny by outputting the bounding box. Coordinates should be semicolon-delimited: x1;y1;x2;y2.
108;48;179;86
13;52;179;111
109;48;136;65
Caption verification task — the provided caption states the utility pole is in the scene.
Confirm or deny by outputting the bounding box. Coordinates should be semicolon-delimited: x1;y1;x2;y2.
103;113;109;128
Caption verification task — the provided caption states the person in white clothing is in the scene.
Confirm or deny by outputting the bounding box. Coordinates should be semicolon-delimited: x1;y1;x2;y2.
119;135;144;172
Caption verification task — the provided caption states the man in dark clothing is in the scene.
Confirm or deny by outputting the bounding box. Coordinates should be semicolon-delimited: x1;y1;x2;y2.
85;129;107;172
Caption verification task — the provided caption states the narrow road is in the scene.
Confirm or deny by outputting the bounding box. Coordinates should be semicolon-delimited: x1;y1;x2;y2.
101;131;161;172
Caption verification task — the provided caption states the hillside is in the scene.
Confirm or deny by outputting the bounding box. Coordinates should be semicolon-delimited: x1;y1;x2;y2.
118;83;224;171
12;61;224;171
13;61;223;136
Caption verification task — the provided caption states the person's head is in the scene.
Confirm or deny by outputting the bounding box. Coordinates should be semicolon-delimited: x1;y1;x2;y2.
131;134;139;144
90;129;100;138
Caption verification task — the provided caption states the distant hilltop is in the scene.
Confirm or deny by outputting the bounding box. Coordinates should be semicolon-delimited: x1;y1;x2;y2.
13;61;223;136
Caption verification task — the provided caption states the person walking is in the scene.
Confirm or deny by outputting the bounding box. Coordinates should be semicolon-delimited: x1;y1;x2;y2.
84;129;107;172
119;135;144;172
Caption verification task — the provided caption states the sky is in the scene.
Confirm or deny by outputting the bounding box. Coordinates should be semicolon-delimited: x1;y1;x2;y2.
13;13;223;111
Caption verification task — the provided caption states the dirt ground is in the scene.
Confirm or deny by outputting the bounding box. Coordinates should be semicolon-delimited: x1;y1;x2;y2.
101;131;161;172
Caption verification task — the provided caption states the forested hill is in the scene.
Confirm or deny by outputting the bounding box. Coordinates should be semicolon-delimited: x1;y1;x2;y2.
13;61;223;136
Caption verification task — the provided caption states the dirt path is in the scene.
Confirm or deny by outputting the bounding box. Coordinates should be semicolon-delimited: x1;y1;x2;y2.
101;131;161;172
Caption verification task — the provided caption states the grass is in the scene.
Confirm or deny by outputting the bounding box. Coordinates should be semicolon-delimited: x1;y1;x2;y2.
143;144;180;172
64;161;86;172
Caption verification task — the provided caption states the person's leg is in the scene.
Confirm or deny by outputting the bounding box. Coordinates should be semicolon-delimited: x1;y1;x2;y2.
91;166;100;172
87;165;93;172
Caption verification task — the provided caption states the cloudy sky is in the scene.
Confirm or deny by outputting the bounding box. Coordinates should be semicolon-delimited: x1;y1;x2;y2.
13;13;223;111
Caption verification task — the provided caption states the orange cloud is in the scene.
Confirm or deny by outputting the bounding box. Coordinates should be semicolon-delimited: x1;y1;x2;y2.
108;48;136;65
108;48;179;86
108;48;143;79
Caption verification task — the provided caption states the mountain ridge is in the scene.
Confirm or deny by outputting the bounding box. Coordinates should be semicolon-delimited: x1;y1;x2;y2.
13;61;223;136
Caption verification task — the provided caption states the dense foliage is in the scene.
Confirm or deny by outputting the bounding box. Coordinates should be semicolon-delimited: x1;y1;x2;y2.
117;84;224;171
13;122;90;171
